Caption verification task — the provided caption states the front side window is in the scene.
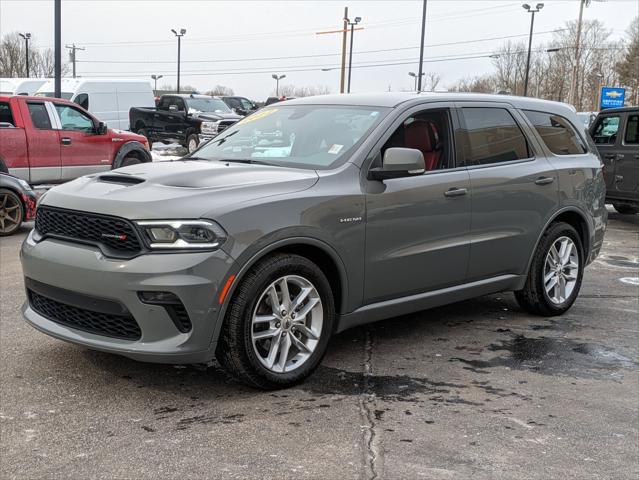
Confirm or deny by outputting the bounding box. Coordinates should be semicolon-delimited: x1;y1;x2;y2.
381;109;453;171
27;103;52;129
54;104;94;132
158;97;171;110
459;107;529;166
524;110;587;155
624;115;638;145
74;93;89;110
0;101;14;126
194;105;388;170
241;99;254;111
591;115;620;145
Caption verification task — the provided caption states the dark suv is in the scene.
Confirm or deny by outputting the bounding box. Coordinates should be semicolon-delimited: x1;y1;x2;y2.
22;93;607;389
590;106;639;214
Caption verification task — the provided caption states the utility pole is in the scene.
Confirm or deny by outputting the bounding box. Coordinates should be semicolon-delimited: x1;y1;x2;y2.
346;16;362;93
522;3;544;97
65;44;85;78
54;0;61;98
18;33;31;77
340;7;348;94
171;28;186;93
417;0;428;92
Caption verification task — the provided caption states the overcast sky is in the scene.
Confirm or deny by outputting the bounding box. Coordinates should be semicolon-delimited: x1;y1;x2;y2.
1;0;637;99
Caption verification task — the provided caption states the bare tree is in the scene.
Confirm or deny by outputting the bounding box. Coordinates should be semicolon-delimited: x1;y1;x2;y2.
616;16;639;105
205;85;234;96
424;72;441;92
273;84;331;97
447;75;497;93
0;32;68;77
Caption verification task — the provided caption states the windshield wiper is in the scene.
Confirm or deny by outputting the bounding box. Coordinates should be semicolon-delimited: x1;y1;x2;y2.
221;158;281;167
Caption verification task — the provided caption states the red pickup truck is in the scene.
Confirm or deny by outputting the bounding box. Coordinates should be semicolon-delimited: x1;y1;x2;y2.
0;95;151;184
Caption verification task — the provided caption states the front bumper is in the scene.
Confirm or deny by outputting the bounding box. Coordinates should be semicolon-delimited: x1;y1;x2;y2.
21;231;236;363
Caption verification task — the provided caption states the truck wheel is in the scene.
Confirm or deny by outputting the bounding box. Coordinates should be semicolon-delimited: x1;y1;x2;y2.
515;222;584;317
186;134;199;154
118;155;142;168
216;253;335;390
612;203;638;215
0;188;24;236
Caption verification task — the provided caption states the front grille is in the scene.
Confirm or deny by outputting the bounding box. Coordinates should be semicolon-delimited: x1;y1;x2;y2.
28;289;142;340
217;120;237;133
35;206;142;257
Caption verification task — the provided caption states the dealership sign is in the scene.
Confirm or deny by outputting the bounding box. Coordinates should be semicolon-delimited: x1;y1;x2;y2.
600;87;625;109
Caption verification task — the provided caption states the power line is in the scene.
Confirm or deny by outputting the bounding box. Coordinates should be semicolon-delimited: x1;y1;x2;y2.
76;29;569;65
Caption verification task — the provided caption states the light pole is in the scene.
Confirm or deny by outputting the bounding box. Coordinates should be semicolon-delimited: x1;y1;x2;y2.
18;33;31;77
171;28;186;93
522;3;543;97
408;72;424;92
417;0;428;92
151;74;163;91
346;16;361;93
272;74;286;96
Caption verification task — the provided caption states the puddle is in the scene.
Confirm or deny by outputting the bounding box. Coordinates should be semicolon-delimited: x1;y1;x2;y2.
450;335;637;378
602;255;639;269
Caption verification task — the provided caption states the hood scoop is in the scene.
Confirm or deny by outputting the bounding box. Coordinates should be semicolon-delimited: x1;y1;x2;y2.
97;175;146;186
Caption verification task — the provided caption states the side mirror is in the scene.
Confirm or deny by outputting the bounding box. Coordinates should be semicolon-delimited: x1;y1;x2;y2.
369;147;425;181
96;122;108;135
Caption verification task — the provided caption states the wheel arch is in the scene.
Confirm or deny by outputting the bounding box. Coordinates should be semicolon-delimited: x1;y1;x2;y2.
112;141;152;169
523;207;592;281
213;237;349;345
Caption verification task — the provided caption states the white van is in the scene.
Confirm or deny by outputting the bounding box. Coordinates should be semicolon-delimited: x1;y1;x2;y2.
0;78;48;96
35;78;155;130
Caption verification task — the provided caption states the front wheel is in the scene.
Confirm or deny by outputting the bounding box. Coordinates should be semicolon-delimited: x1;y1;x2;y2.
0;188;24;236
217;254;335;389
186;134;199;154
515;222;584;316
612;203;639;215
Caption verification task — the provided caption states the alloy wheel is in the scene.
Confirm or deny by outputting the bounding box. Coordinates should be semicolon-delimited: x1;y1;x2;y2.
188;138;198;153
251;275;323;373
0;192;22;234
543;236;579;304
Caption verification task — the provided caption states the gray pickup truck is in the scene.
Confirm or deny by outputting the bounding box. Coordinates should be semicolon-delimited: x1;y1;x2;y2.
129;94;242;153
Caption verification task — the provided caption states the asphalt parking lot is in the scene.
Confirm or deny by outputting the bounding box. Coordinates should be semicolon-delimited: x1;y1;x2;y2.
1;211;637;480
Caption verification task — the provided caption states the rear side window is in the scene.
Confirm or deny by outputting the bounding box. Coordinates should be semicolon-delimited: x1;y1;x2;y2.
458;107;529;166
524;110;587;155
0;102;14;126
27;103;52;129
591;115;620;145
625;115;638;144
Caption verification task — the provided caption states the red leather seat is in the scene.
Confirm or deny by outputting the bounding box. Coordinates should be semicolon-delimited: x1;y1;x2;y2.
404;119;441;171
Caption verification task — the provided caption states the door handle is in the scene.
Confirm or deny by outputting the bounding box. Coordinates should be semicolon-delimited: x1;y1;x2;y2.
534;176;554;185
603;154;616;159
615;175;623;183
444;187;467;197
60;137;72;145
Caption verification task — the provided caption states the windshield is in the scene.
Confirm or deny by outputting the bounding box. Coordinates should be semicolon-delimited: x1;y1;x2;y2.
194;105;387;169
35;92;74;100
187;97;231;114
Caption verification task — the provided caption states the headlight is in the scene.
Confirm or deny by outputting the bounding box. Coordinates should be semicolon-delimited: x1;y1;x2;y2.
36;189;48;207
200;121;219;135
135;219;226;250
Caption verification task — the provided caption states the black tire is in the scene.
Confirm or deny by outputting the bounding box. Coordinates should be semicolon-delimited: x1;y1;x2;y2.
119;155;142;168
515;222;584;316
186;133;199;154
216;253;335;390
612;203;639;215
0;188;24;236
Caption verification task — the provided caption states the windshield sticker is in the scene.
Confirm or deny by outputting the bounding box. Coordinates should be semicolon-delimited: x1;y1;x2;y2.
328;144;344;155
236;108;278;126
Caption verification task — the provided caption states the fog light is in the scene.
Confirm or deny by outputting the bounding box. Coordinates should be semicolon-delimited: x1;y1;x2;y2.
138;291;180;304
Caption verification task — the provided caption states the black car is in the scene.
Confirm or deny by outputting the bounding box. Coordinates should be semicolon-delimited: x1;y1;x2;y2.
590;106;639;214
130;94;242;153
0;172;37;236
221;96;258;116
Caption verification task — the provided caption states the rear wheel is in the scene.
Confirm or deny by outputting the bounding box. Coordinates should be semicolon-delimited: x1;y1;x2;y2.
0;188;24;236
217;253;335;389
612;203;639;215
515;222;584;316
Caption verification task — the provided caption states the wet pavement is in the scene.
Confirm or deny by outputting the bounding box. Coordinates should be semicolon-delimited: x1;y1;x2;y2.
1;211;637;479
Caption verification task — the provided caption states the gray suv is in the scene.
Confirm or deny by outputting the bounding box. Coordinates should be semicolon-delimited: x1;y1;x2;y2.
21;93;607;389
